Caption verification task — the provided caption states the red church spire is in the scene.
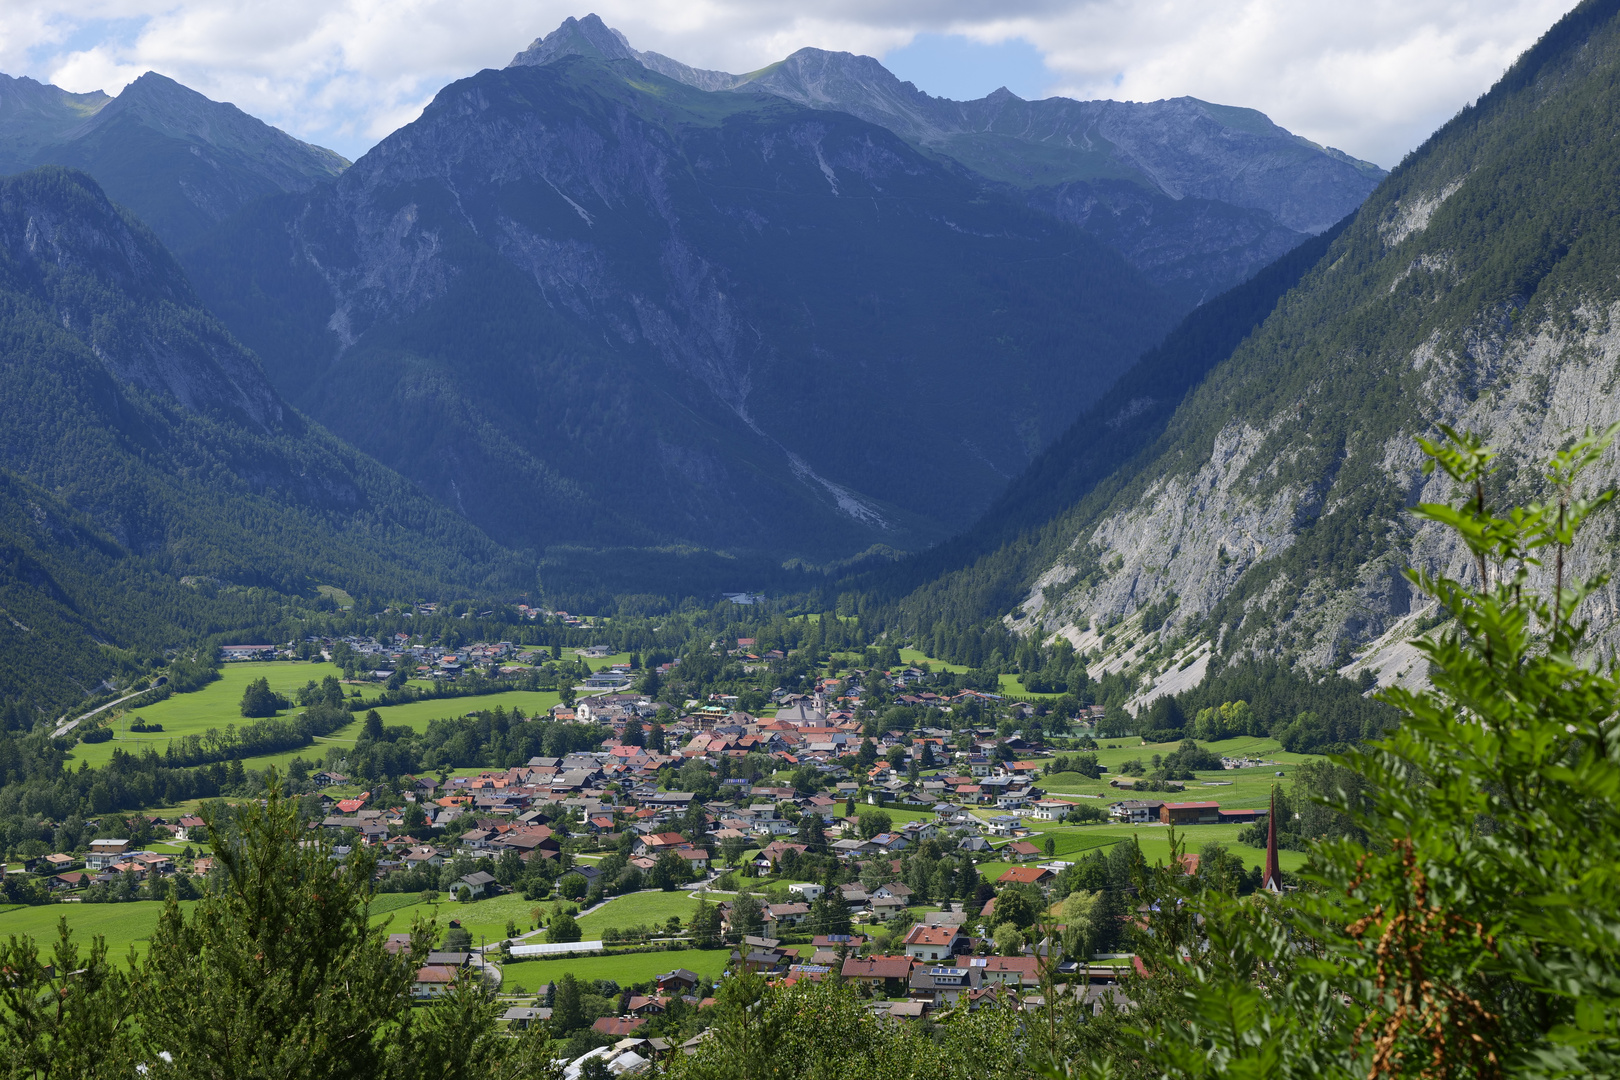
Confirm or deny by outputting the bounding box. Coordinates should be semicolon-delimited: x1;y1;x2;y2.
1262;787;1283;892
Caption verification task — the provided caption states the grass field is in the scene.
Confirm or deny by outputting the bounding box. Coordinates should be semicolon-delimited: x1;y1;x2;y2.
974;821;1309;883
0;900;194;966
1036;734;1319;810
69;663;341;767
365;890;557;946
893;649;1061;699
500;947;728;992
897;649;967;674
366;691;562;732
576;891;700;937
68;658;563;774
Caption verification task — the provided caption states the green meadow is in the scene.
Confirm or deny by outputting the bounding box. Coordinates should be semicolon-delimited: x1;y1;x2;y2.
368;888;710;948
973;821;1309;884
896;649;968;674
1036;734;1321;810
0;900;195;967
365;691;562;733
892;648;1060;699
500;946;728;992
70;662;338;767
366;890;551;947
576;890;700;938
69;658;562;773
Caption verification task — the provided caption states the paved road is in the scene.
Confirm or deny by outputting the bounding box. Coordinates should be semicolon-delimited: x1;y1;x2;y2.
52;679;167;738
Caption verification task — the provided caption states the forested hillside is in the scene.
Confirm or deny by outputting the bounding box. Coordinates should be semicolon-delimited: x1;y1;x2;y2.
182;53;1185;564
893;0;1620;684
0;168;511;718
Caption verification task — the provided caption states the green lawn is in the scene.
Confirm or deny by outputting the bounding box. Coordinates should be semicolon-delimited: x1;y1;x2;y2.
69;662;339;767
367;891;554;945
69;657;562;773
996;674;1064;699
897;649;968;674
500;947;728;991
575;652;633;673
1036;734;1319;810
851;805;936;825
976;821;1309;881
891;649;1060;697
0;901;195;967
577;891;700;937
365;691;561;733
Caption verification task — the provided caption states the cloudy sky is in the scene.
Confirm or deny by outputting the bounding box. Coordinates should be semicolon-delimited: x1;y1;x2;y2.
0;0;1580;168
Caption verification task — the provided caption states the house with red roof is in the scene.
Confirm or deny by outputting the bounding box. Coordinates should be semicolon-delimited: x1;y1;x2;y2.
902;924;966;963
1159;801;1221;826
996;865;1056;889
1004;839;1043;861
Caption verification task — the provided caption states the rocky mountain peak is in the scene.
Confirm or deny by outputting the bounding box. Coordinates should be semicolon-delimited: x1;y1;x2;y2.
89;72;349;178
508;14;638;67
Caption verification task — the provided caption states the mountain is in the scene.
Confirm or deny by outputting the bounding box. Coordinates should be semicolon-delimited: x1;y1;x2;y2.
861;212;1352;609
896;0;1620;694
181;52;1182;566
511;15;1385;305
0;71;347;250
0;166;513;714
0;75;110;171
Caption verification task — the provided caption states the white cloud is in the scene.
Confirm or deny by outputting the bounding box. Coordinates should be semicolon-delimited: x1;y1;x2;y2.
0;0;1582;166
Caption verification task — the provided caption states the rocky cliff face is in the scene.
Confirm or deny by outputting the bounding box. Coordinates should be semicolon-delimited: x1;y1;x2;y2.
993;0;1620;692
507;16;1384;305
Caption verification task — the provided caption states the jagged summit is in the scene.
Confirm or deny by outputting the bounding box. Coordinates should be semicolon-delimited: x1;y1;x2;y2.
500;15;1382;242
0;73;111;172
508;14;639;66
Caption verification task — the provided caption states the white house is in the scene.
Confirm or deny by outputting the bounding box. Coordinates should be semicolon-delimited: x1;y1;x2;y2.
984;815;1023;837
1029;800;1073;821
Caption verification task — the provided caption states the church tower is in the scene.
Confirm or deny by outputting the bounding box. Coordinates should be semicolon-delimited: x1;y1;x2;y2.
1262;787;1284;893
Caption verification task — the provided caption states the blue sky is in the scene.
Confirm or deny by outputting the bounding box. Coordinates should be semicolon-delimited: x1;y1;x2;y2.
882;34;1055;102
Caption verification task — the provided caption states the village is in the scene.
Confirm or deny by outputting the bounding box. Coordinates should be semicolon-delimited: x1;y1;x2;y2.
6;625;1303;1077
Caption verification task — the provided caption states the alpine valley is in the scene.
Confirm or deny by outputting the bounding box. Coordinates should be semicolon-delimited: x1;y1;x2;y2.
5;5;1620;1077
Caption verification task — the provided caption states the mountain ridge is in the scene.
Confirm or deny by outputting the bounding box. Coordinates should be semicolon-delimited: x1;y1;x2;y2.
182;54;1181;565
0;69;347;252
506;14;1384;304
0;166;513;713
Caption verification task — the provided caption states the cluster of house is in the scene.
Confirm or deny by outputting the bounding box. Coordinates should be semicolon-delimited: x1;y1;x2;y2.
223;629;588;680
522;921;1132;1072
863;758;1048;811
24;825;217;893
